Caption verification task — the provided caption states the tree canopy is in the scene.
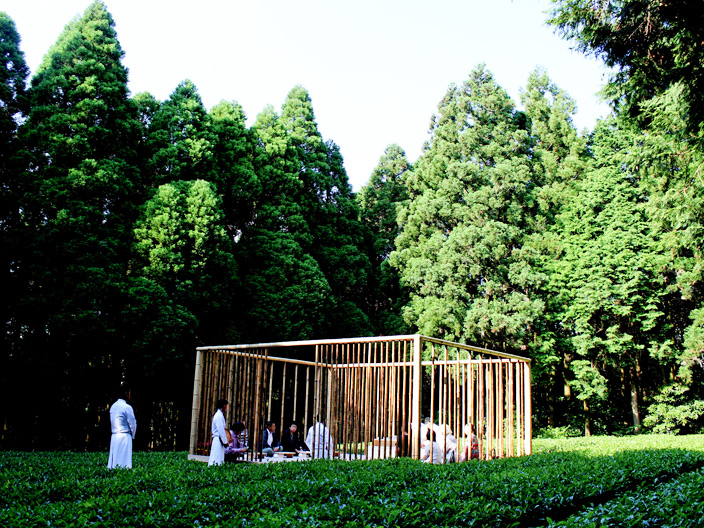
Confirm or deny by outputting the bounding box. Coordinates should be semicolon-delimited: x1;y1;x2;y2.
2;0;704;449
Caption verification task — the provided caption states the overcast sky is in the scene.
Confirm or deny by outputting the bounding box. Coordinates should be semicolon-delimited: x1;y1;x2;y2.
5;0;612;190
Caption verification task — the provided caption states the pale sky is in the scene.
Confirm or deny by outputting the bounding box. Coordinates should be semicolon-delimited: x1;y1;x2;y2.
5;0;611;191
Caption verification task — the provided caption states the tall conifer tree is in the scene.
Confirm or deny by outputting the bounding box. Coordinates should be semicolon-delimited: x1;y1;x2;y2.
279;86;371;336
237;104;333;342
553;117;667;433
358;144;411;334
392;65;543;351
0;11;30;448
519;68;588;428
16;0;142;447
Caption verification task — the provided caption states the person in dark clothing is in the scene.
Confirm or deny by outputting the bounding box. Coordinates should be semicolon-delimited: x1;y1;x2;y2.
259;421;282;457
280;421;309;454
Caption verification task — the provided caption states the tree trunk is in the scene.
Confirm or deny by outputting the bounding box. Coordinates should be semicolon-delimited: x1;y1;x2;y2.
631;359;642;432
631;386;640;432
583;399;591;437
624;363;641;432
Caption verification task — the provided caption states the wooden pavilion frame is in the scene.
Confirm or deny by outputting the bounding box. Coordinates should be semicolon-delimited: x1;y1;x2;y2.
189;334;531;462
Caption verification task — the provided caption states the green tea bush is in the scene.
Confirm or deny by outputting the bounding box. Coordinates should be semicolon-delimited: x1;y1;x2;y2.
548;467;704;527
1;435;704;527
535;425;582;439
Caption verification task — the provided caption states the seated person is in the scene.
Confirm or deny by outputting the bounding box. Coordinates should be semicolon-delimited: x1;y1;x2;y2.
461;423;480;461
440;425;458;463
305;416;332;459
420;429;444;464
280;421;309;454
225;422;247;463
419;417;431;449
259;421;282;457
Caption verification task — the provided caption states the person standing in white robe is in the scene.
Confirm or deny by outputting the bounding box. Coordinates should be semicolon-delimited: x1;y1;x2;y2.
108;388;137;469
305;416;332;459
208;399;229;466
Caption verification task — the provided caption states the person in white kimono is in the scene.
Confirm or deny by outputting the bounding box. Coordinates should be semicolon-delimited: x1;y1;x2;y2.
208;399;229;466
107;388;137;469
305;416;332;459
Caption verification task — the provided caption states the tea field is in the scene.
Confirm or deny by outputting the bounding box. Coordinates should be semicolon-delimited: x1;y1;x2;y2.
2;435;704;527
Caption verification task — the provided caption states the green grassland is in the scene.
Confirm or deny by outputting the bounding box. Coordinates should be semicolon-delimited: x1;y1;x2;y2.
2;435;704;527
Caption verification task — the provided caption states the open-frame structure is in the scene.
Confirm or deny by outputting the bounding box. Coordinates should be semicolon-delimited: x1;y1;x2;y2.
189;335;531;462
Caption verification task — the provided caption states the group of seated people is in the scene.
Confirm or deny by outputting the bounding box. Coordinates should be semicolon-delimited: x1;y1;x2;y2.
221;414;480;464
224;418;332;462
257;420;310;457
419;419;480;464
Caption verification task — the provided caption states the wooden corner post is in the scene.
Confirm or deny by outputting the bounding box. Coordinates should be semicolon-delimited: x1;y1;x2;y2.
189;349;202;456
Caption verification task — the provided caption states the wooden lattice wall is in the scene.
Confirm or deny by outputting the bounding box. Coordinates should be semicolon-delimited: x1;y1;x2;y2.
190;335;531;461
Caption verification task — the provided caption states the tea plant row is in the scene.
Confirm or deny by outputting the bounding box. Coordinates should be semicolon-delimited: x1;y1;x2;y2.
1;435;703;527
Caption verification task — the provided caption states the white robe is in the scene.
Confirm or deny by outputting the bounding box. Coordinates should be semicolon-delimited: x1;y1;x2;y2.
305;422;331;459
108;399;137;469
208;409;228;466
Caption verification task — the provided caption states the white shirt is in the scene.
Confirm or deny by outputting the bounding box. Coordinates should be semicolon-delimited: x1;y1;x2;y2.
305;422;331;458
110;399;136;438
422;441;445;464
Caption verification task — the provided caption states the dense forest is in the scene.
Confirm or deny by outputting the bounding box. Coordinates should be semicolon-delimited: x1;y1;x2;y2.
1;0;703;451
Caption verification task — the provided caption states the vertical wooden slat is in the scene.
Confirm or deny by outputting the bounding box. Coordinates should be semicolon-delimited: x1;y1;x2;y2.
349;344;354;458
487;359;493;459
455;351;461;452
411;336;422;460
441;344;448;458
252;355;261;457
496;360;502;458
340;344;348;458
390;341;397;457
470;359;475;429
330;344;338;458
524;361;532;456
459;360;466;457
364;343;371;458
372;342;379;448
508;360;514;458
327;344;332;422
304;365;311;437
354;342;360;458
372;342;379;457
478;357;484;460
293;364;299;422
281;363;288;433
383;341;390;457
429;345;436;463
312;345;320;458
233;352;241;421
267;362;274;421
516;361;522;457
401;340;408;456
